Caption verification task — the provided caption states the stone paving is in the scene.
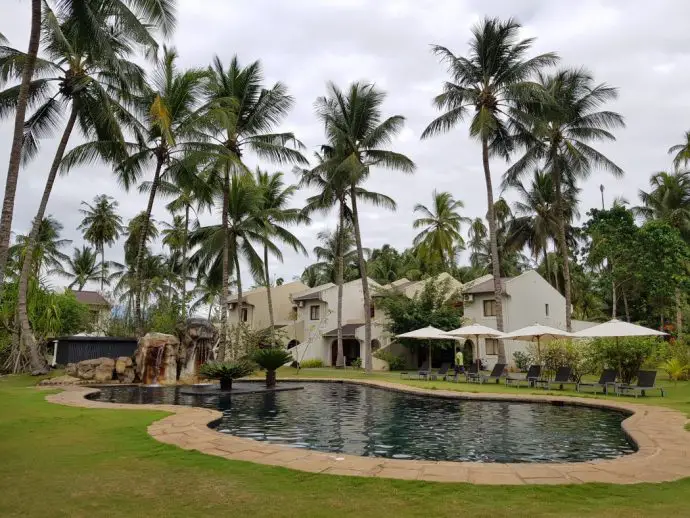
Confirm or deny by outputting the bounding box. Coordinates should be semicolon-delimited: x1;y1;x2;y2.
45;379;690;485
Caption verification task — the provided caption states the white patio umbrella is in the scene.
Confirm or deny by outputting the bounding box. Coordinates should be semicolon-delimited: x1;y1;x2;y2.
396;326;453;370
500;323;572;362
444;324;505;365
572;319;667;339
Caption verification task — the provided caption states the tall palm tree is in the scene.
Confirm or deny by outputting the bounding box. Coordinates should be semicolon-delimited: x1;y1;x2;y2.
78;194;124;289
255;169;308;343
10;216;71;279
315;81;415;372
5;4;156;372
636;169;690;333
504;68;624;331
669;130;690;170
506;169;579;284
53;245;101;290
0;0;41;285
467;218;488;271
201;56;307;360
311;226;360;284
413;190;469;270
421;17;557;358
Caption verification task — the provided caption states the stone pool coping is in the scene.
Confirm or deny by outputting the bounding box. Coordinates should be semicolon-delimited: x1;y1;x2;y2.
45;378;690;485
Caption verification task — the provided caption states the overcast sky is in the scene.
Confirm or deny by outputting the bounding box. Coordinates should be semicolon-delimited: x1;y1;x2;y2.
1;0;689;293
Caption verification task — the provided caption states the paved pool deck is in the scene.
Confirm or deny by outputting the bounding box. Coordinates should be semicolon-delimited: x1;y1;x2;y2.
45;379;690;485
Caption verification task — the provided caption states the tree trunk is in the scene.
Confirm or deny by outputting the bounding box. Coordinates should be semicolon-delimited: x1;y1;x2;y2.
100;247;105;291
134;156;163;336
335;200;345;368
675;288;683;337
18;106;77;373
266;369;276;388
551;158;573;332
234;250;243;359
622;288;630;322
481;137;506;363
264;244;276;345
218;168;230;361
0;0;42;286
350;185;372;373
181;204;189;318
207;297;214;321
544;249;552;290
611;280;617;318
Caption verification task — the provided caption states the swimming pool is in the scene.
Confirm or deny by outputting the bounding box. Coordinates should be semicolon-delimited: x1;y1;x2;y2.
89;382;635;463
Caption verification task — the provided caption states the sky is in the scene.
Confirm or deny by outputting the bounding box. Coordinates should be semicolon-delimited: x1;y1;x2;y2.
1;0;690;294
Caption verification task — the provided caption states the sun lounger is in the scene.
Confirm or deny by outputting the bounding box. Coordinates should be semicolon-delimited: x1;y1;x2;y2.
400;361;429;380
463;363;480;383
430;362;451;381
476;363;506;384
577;368;616;394
616;370;665;397
540;366;578;390
506;365;541;388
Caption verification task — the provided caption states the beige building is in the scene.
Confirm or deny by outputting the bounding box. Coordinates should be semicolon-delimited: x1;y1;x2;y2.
73;291;111;334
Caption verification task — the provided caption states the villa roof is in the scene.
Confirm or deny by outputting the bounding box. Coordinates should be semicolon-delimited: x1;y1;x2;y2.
73;291;110;307
227;280;307;303
463;277;510;295
323;323;363;338
292;283;336;301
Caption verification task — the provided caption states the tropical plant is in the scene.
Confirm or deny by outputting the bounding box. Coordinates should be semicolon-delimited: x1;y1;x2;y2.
504;68;624;332
299;358;324;369
199;359;255;390
590;336;658;384
315;81;415;372
252;347;292;387
422;17;558;357
668;130;690;170
53;246;102;290
201;55;306;360
413;190;469;270
636;170;690;240
254;170;308;343
311;227;359;284
661;358;690;382
9;216;71;278
78;195;123;289
373;349;407;371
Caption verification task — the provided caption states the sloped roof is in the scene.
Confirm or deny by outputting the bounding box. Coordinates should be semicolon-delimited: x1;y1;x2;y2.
463;277;510;295
292;283;336;301
73;291;111;307
323;323;363;337
227;280;307;303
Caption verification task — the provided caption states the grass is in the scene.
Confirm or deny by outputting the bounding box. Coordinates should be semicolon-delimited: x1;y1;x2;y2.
0;373;689;517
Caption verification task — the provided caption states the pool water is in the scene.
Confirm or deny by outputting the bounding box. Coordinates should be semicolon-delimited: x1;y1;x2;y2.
89;382;636;463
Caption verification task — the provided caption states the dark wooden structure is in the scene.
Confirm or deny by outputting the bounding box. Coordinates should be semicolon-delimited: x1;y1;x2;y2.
52;336;137;366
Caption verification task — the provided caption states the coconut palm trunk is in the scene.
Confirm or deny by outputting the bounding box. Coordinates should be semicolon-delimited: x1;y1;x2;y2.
350;185;373;372
551;160;573;331
335;200;345;368
0;0;42;285
482;138;506;364
100;247;105;290
233;251;243;358
134;157;163;336
181;204;189;318
263;243;276;345
18;106;78;372
611;280;617;318
675;288;682;336
218;169;230;361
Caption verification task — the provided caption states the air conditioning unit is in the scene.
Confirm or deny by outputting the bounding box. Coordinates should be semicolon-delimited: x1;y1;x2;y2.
463;293;474;303
229;302;236;310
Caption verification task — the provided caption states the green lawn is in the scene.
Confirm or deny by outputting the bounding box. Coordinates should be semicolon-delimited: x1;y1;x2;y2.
0;372;689;518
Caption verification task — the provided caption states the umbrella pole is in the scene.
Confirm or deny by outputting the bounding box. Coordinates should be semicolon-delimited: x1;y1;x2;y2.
537;336;541;364
428;342;432;371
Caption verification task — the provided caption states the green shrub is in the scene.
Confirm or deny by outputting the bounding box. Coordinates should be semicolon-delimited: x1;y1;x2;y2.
373;350;407;371
662;358;690;381
512;351;532;372
199;359;255;390
590;337;658;384
527;339;597;382
299;358;324;369
351;357;362;369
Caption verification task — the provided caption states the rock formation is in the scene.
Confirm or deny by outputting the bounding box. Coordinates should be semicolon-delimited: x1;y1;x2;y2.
64;357;117;383
177;318;218;382
134;333;179;385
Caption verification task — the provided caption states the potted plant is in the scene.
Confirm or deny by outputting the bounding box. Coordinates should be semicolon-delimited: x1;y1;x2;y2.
252;348;293;387
199;360;255;391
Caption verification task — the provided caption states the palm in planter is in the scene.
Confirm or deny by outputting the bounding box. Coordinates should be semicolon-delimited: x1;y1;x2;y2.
252;348;293;387
199;360;255;391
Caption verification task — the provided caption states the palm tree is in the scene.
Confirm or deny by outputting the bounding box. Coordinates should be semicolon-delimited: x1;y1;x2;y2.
669;130;690;170
201;56;307;360
312;226;360;284
504;68;624;331
6;4;156;372
636;169;690;333
413;190;469;270
467;218;488;271
0;0;41;285
78;195;124;290
506;169;579;284
53;246;101;290
421;18;557;357
255;170;308;343
10;216;71;279
315;82;415;372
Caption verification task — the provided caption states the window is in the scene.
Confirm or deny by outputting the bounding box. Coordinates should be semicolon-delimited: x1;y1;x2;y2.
545;303;550;317
241;308;248;322
310;305;320;320
485;338;499;355
483;299;497;317
370;303;375;318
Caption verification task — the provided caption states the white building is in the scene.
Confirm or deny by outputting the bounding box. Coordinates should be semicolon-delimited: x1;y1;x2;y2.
461;270;593;368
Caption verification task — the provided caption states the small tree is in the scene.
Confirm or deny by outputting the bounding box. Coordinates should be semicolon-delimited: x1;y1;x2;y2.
590;337;658;384
199;360;255;390
252;348;292;387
